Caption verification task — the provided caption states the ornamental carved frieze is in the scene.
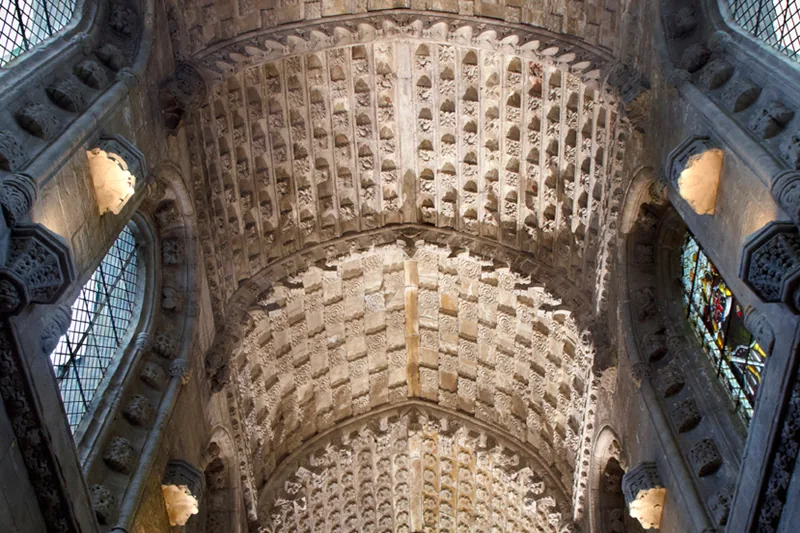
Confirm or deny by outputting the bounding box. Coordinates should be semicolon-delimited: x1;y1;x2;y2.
740;221;800;314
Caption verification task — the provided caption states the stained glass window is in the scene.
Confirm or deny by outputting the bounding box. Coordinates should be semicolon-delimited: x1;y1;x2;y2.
681;233;766;425
0;0;77;67
49;224;141;432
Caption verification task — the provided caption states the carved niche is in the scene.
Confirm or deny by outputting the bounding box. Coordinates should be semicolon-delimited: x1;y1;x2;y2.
621;462;666;530
666;135;723;215
161;460;204;526
740;221;800;314
86;134;147;215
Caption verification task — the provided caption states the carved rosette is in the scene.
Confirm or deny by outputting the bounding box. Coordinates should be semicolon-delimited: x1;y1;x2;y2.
740;221;800;313
0;224;75;315
621;462;666;530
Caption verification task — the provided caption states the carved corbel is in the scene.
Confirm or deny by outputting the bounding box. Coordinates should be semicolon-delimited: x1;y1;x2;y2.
161;460;204;526
86;134;147;215
0;224;75;316
622;462;667;529
158;62;208;135
665;136;723;215
740;221;800;314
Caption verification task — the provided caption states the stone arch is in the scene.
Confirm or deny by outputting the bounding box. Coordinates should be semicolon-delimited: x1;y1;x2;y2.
587;426;640;533
204;426;246;533
81;162;204;528
615;168;745;530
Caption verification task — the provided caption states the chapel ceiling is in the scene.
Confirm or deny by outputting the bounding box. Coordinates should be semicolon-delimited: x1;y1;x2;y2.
214;241;604;530
261;404;575;533
185;35;630;328
180;10;639;532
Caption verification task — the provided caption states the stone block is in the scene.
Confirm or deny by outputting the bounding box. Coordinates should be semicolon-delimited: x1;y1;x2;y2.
458;357;478;379
440;293;459;315
365;310;386;333
420;347;438;369
389;366;407;388
323;278;343;304
351;374;370;397
440;369;458;391
364;270;383;293
330;363;349;387
346;335;367;360
344;295;365;320
459;319;478;341
306;309;325;336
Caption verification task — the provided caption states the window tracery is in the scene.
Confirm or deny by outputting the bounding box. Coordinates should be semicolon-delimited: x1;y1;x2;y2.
0;0;77;67
680;233;765;424
728;0;800;61
49;223;141;431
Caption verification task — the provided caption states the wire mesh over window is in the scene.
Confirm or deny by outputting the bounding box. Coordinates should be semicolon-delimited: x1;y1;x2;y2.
50;225;140;432
729;0;800;61
681;234;766;425
0;0;77;67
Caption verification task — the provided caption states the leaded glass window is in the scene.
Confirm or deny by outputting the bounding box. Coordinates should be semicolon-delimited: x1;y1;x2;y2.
50;225;141;432
728;0;800;62
681;233;766;425
0;0;77;67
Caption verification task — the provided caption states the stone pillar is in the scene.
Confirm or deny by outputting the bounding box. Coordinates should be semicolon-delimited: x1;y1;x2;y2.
622;462;667;530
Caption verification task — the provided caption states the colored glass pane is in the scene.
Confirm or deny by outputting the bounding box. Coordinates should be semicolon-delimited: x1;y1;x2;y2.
680;233;764;425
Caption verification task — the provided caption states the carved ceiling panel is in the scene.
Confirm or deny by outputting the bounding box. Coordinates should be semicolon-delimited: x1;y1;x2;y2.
186;38;628;327
223;242;601;526
260;404;576;533
168;2;623;61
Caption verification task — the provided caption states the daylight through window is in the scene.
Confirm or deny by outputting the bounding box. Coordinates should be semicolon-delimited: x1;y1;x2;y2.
0;0;77;66
681;233;765;425
50;225;140;432
729;0;800;61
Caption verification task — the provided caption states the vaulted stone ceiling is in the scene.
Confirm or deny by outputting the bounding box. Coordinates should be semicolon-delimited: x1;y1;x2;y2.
261;404;575;533
181;11;636;532
185;31;629;328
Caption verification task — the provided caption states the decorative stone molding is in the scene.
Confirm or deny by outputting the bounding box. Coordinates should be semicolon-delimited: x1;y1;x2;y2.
140;361;168;390
162;460;204;526
158;62;208;134
665;136;722;216
122;394;154;426
169;358;192;385
742;305;775;355
631;362;652;386
86;135;147;215
15;103;59;140
46;78;87;112
687;439;723;477
658;364;686;398
40;304;71;355
671;398;703;432
0;173;38;226
739;221;800;313
621;463;666;530
708;484;734;527
771;170;800;227
750;101;794;140
0;131;26;172
103;436;136;474
89;484;116;524
0;224;75;316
